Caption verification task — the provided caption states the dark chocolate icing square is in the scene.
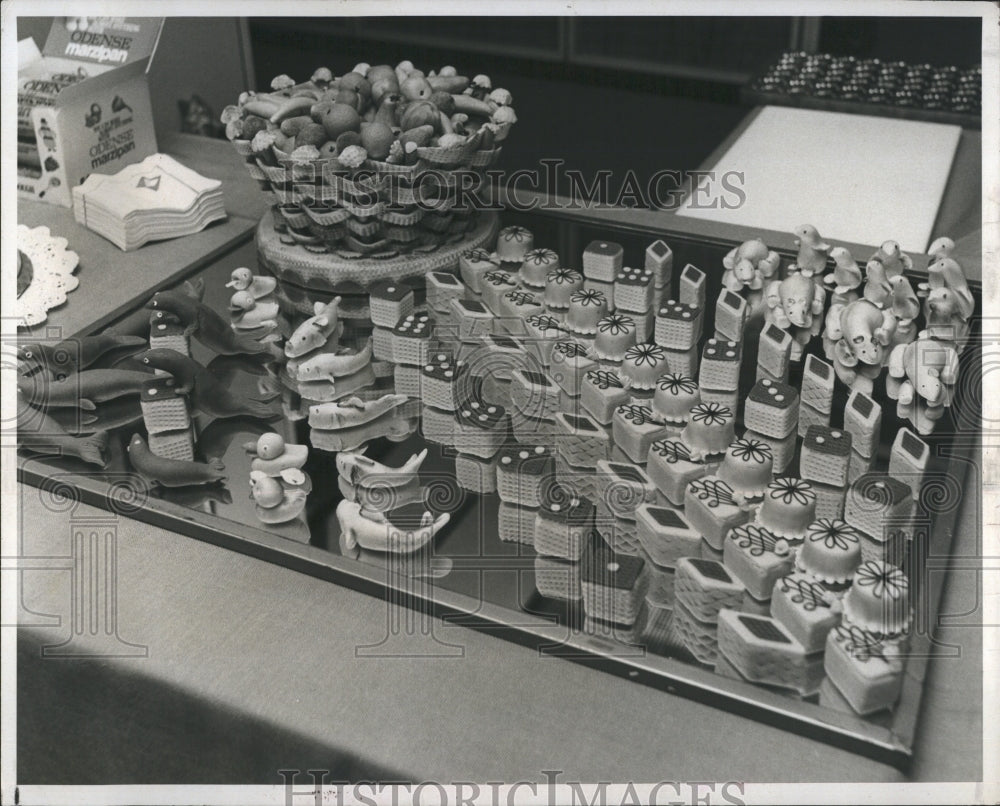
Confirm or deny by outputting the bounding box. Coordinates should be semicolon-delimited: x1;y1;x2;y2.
852;392;875;418
455;299;488;314
649;507;687;529
393;313;434;338
431;272;462;286
748;379;797;409
901;430;926;459
722;291;743;310
765;324;789;344
683;264;703;282
649;240;668;257
805;425;852;456
563;413;599;432
805;354;831;380
702;340;742;363
518;369;552;388
738;615;791;644
608;463;647;483
370;280;413;302
582;541;644;589
584;240;623;260
689;558;733;583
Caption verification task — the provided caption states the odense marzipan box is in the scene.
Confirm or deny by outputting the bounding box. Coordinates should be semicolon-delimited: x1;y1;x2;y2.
17;17;163;207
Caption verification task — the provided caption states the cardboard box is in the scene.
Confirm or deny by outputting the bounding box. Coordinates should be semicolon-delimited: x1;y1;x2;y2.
17;17;163;207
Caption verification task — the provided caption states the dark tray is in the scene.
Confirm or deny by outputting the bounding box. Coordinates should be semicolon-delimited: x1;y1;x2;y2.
16;206;981;769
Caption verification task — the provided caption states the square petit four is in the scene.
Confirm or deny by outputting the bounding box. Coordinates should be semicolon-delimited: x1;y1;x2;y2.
639;548;677;605
480;370;514;411
662;346;699;378
554;453;597;502
699;387;739;413
372;325;395;362
391;313;434;366
581;368;630;424
147;428;196;462
140;375;190;435
756;323;793;383
509;367;562;422
888;428;929;500
512;413;561;447
455;451;499;494
614;267;656;313
459;247;499;294
714;289;749;343
800;354;835;414
740;590;772;617
723;523;795;601
675;557;745;623
520;313;567;368
800;425;853;487
581;540;645;625
593;460;657;522
418;404;454;446
421;352;467;411
450;297;496;341
612;404;670;463
797;400;830;438
848;449;876;484
743;378;799;438
716;609;825;696
496;444;555;508
582;240;624;282
454;399;507;458
678;263;706;308
844;389;882;460
148;313;190;355
824;624;905;715
370;279;415;328
393;363;421;398
654;300;703;351
548;340;596;396
533;555;582;600
644;239;674;288
699;339;743;392
673;599;719;666
684;475;752;551
463;334;525;383
481;269;519;314
498;289;545;334
771;572;843;653
844;473;914;545
497;501;536;544
812;482;847;521
583;615;644;647
646;438;714;507
534;492;594;560
555;411;611;467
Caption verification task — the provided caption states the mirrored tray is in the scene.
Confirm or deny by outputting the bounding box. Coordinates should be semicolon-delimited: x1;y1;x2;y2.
16;207;981;768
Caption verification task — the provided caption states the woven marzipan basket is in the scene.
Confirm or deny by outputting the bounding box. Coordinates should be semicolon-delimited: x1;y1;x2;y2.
231;123;510;255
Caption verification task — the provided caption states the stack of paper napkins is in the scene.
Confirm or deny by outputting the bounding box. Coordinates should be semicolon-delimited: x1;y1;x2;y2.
73;153;226;251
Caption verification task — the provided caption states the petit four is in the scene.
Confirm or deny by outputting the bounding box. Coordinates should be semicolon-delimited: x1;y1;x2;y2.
370;280;414;328
555;411;611;467
888;428;929;500
566;288;609;335
581;369;630;424
640;550;677;607
678;263;706;308
582;541;645;626
848;449;876;484
740;590;772;617
756;323;793;383
421;352;466;411
548;340;596;397
454;399;507;458
393;362;421;397
148;311;191;355
426;271;466;315
770;572;843;653
544;268;585;311
373;326;395;363
800;426;853;488
533;555;583;600
594;460;657;520
796;517;862;586
594;501;642;556
844;389;882;461
699;339;743;392
496;225;533;264
797;401;830;438
723;523;794;601
555;453;597;501
824;623;906;714
510;367;562;423
582;240;624;282
652;373;701;425
619;342;670;391
644;239;674;289
675;557;745;622
699;387;739;413
146;428;196;463
498;289;545;332
614;267;656;313
662;346;699;378
497;501;536;543
680;402;736;461
800;353;835;414
496;445;554;507
140;375;191;436
459;247;499;294
391;313;434;366
612;403;670;463
519;248;560;288
592;313;637;361
640;594;681;653
842;560;911;635
714;289;749;343
716;437;773;503
481;269;518;314
844;473;913;562
716;609;824;696
756;477;817;541
646;438;715;507
584;277;616;311
456;451;499;494
743;427;796;474
635;504;700;568
812;481;847;521
654;300;703;351
521;313;567;367
684;476;752;551
743;378;799;439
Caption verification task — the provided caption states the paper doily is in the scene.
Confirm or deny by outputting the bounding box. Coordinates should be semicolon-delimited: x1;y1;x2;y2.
16;225;79;328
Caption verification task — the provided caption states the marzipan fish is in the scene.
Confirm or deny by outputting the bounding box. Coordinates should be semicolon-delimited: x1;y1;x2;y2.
17;368;153;410
126;433;226;487
17;405;109;467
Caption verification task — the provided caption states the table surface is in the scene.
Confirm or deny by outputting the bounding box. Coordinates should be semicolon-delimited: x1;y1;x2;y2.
15;132;984;784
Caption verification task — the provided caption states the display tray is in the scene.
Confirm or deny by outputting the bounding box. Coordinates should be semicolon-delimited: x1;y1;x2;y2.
16;207;981;769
